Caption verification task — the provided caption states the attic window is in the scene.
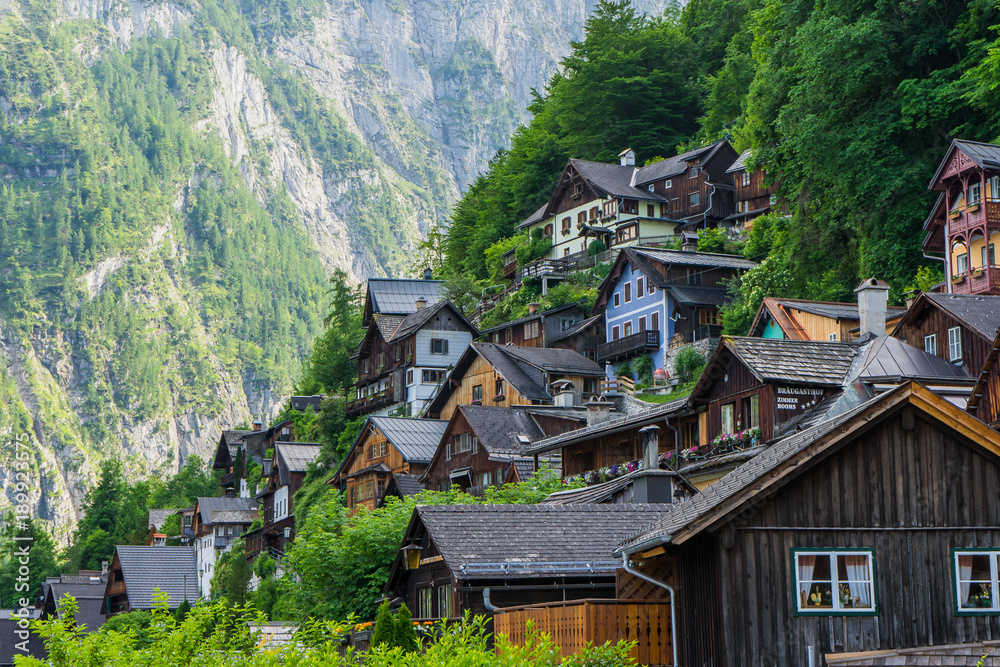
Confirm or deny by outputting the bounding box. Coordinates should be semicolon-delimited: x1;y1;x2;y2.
689;167;700;179
742;172;751;187
573;183;582;197
794;550;875;615
648;184;655;192
664;179;672;189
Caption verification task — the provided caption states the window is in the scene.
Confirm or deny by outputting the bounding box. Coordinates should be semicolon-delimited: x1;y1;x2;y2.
648;280;655;295
949;326;963;362
621;199;638;214
637;278;644;296
369;440;387;459
954;550;1000;613
664;179;672;189
564;247;570;257
741;394;760;429
472;385;483;402
472;436;478;454
638;316;647;332
438;584;453;618
612;325;620;340
699;308;720;326
524;321;540;339
418;588;433;619
828;333;838;341
648;184;655;192
407;369;414;384
422;369;445;384
660;202;669;217
957;252;969;274
990;175;1000;201
431;338;448;354
395;345;401;363
651;311;659;332
406;340;414;358
623;322;633;337
362;359;369;374
969;182;982;206
590;206;599;219
793;550;875;614
505;328;513;344
689;167;700;179
614;293;621;308
721;403;735;435
562;217;572;233
924;333;937;356
573;183;582;197
687;268;702;286
544;223;553;237
495;378;505;398
445;442;452;461
577;211;587;226
454;433;474;453
647;204;655;217
624;283;632;303
690;192;701;206
984;244;996;267
376;352;385;368
742;171;751;187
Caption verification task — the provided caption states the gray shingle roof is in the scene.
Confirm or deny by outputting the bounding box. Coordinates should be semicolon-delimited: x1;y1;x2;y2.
777;300;906;321
387;300;477;343
528;399;688;454
479;304;580;335
374;314;406;339
221;430;253;446
725;148;751;174
517;203;549;229
930;139;1000;188
569;159;668;202
196;497;258;527
367;279;444;316
415;504;676;579
634;141;726;185
459;405;545;456
543;476;635;504
276;443;322;473
115;546;198;609
548;314;603;344
392;473;426;497
618;391;890;553
921;293;1000;339
724;336;857;385
211;509;259;524
499;344;605;376
370;416;448;463
667;285;730;307
148;508;178;530
630;247;758;271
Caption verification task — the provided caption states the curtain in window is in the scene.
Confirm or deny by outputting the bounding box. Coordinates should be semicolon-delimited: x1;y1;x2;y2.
958;555;973;607
842;555;872;607
797;555;816;608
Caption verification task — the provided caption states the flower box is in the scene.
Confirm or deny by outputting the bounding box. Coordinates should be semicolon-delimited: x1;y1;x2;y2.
470;399;482;406
968;203;980;212
952;275;966;284
949;211;961;219
972;268;984;278
493;394;506;402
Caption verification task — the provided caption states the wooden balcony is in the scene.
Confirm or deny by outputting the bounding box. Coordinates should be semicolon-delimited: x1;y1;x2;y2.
220;471;235;488
493;598;673;666
951;267;1000;295
948;201;1000;235
598;330;660;363
346;383;396;418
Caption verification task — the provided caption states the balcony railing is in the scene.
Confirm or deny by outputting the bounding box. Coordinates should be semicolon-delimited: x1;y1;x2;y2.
668;324;723;349
346;385;396;418
220;472;235;487
950;267;1000;295
493;598;673;666
597;330;660;363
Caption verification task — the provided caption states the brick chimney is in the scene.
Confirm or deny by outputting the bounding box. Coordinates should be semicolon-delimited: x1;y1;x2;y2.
528;301;540;315
855;278;890;337
416;296;427;310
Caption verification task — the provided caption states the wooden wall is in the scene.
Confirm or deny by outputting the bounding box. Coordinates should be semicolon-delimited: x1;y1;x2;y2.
340;425;423;510
423;409;506;492
436;355;535;421
893;302;991;373
734;169;774;211
975;360;1000;429
680;409;1000;666
562;431;642;477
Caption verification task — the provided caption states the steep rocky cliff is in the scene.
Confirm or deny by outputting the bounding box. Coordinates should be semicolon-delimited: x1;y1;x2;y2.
0;0;667;538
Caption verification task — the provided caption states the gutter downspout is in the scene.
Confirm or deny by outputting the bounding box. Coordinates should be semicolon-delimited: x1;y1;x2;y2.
482;587;498;612
621;551;679;667
703;182;716;231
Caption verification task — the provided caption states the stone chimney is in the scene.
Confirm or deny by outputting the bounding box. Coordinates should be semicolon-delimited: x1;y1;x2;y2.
552;380;575;408
252;419;263;432
528;301;540;315
423;267;433;280
619;147;635;167
639;425;660;470
586;396;613;426
415;296;427;310
101;560;109;576
681;231;699;252
854;278;890;337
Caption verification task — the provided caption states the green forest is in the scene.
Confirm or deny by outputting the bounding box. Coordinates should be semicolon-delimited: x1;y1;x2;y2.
440;0;1000;328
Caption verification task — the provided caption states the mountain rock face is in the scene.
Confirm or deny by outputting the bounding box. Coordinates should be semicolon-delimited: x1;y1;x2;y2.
0;0;666;538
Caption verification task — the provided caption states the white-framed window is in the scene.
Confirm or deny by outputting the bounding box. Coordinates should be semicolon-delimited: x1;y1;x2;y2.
637;277;644;297
638;316;646;332
721;403;735;435
406;369;414;385
953;550;1000;613
647;184;654;192
793;549;876;614
948;326;962;362
624;322;633;337
957;252;969;274
664;179;672;189
984;244;996;267
431;338;448;354
418;587;433;619
689;167;700;179
690;192;700;206
924;333;937;356
624;282;632;303
989;175;1000;201
438;584;453;618
422;369;445;384
969;182;982;205
742;172;751;187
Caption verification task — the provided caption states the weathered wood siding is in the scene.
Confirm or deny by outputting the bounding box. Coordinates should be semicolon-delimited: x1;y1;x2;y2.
893;303;991;373
423;409;505;493
436;354;534;421
975;360;1000;428
689;409;1000;666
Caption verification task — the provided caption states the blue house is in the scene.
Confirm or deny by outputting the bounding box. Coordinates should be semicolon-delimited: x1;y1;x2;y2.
593;246;757;373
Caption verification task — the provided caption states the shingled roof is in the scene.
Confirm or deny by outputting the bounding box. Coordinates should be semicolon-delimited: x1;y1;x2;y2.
148;508;178;530
112;546;198;609
369;416;447;463
719;337;857;386
528;399;688;455
458;405;545;457
725;148;751;174
635;140;728;185
387;300;478;343
407;504;676;580
929;139;1000;188
196;497;258;527
569;159;668;202
916;293;1000;340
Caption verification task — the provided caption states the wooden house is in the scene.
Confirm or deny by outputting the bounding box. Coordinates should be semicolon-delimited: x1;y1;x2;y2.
921;139;1000;295
481;304;605;361
422;343;604;421
748;297;906;342
350;299;478;419
891;292;1000;374
513;142;739;264
723;149;779;229
594;247;756;370
102;546;197;616
191;496;259;597
968;328;1000;430
419;405;559;494
211;418;294;495
35;570;108;633
384;504;674;621
329;416;445;511
613;382;1000;666
243;443;318;562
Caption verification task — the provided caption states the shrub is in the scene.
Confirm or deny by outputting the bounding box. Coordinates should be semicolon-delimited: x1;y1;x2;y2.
632;356;654;384
586;239;606;256
674;347;705;383
370;601;396;647
615;360;632;377
394;603;418;653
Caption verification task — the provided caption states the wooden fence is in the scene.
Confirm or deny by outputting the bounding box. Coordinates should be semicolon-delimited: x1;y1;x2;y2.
493;599;673;666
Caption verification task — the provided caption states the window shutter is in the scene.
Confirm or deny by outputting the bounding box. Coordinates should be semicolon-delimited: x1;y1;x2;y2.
472;437;478;454
443;339;449;354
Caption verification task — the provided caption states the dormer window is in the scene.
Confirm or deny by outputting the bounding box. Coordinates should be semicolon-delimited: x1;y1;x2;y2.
689;167;700;179
969;182;982;206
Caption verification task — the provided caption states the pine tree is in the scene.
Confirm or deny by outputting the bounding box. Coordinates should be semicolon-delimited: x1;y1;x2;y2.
370;601;396;647
393;603;418;653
